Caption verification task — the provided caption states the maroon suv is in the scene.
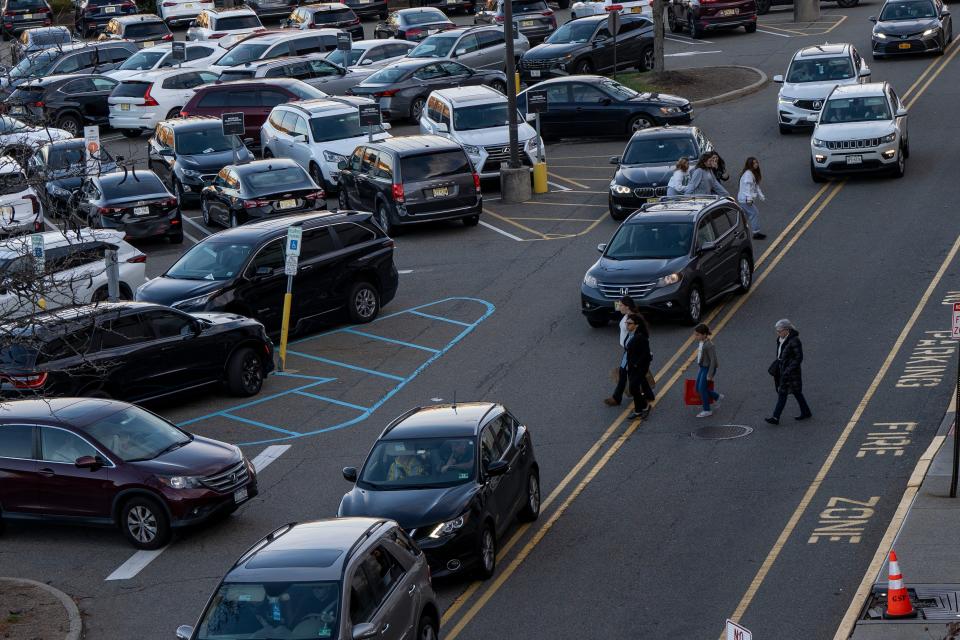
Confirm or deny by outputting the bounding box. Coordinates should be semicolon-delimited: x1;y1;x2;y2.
0;398;258;549
667;0;758;38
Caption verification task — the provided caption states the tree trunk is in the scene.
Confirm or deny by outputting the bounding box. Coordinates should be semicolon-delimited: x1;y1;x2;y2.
653;0;665;73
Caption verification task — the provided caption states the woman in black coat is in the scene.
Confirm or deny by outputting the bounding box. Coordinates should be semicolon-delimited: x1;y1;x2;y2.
765;319;812;425
625;314;653;420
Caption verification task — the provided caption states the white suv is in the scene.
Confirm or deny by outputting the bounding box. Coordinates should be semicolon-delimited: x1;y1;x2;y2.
260;97;391;193
158;0;214;28
774;43;871;134
571;0;652;19
809;81;909;182
105;42;222;81
109;68;220;136
0;157;40;237
419;86;542;179
186;7;264;41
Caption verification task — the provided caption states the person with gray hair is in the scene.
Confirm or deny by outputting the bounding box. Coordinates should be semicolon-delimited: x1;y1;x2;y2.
765;319;812;425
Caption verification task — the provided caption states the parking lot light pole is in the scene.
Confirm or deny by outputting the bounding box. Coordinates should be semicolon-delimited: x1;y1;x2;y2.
503;0;520;170
794;0;820;22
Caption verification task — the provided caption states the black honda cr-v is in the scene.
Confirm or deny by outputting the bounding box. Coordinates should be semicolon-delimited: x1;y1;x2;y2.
581;196;753;326
135;211;399;334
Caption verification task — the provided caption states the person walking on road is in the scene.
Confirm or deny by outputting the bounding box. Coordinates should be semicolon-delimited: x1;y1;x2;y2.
681;152;730;197
667;157;690;196
624;314;653;420
765;319;813;425
693;323;722;418
605;296;639;407
738;157;766;240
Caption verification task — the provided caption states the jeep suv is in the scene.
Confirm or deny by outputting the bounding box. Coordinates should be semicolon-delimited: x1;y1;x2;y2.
581;196;753;326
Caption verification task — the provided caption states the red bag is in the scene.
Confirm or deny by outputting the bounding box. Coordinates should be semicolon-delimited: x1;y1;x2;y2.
684;378;715;406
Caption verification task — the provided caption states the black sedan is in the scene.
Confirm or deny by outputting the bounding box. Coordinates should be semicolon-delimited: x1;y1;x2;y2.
200;159;325;229
517;76;692;139
0;302;274;401
339;402;540;580
6;73;118;137
73;169;183;243
870;0;953;58
374;7;455;41
26;139;117;218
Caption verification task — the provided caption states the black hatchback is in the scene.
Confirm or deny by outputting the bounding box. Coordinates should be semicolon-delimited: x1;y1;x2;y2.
581;196;754;326
73;169;183;243
135;211;399;333
339;402;540;580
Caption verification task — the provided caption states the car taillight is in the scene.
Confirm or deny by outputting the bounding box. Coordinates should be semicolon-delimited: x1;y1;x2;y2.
374;89;397;97
405;27;422;36
208;32;226;38
391;183;404;203
97;206;123;215
542;9;553;15
350;17;360;24
32;100;44;108
605;4;623;9
6;372;47;389
472;172;480;192
304;190;325;200
162;33;173;40
2;10;14;16
494;15;504;22
121;1;135;7
24;194;39;214
142;83;159;107
161;197;178;207
162;1;176;5
126;253;147;263
243;199;270;208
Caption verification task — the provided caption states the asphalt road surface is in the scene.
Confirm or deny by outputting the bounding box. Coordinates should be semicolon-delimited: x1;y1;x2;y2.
4;3;960;639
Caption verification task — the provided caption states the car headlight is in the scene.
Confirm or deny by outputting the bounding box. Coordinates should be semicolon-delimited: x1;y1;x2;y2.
462;144;481;156
180;168;202;179
812;138;828;148
880;132;897;143
922;27;937;36
323;150;346;163
656;272;681;287
158;475;203;489
659;106;681;115
429;512;469;539
583;273;598;288
610;183;632;195
778;95;797;105
874;31;887;39
172;289;221;310
525;137;540;151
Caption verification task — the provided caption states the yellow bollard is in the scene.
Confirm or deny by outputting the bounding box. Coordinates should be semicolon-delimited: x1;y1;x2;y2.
278;291;293;371
532;161;548;194
515;72;521;94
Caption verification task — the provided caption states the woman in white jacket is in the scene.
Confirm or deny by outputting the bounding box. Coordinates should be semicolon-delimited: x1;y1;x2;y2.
738;157;766;240
666;157;690;196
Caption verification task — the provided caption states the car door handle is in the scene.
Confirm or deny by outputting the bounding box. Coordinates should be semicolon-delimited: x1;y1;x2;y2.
299;264;313;272
380;623;390;635
39;467;55;477
407;584;417;596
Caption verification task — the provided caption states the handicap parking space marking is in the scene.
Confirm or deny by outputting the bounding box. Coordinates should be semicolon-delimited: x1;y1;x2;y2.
757;28;793;37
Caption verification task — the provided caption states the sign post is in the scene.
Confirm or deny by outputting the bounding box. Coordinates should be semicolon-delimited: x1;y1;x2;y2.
171;41;186;67
950;303;960;497
607;10;621;81
725;619;752;640
222;112;245;165
358;103;381;143
277;224;303;372
337;32;352;52
527;89;548;194
30;233;44;275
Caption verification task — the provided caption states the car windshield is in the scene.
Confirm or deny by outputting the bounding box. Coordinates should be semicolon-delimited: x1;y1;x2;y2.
166;241;252;281
0;171;28;196
545;20;596;43
325;47;362;66
217;14;262;29
359;437;476;489
176;128;235;154
622;136;698;165
404;10;447;24
605;221;693;260
453;103;521;131
100;173;166;199
9;49;57;79
27;29;72;47
820;95;891;123
786;57;854;83
879;0;936;19
241;166;311;192
409;34;457;58
400;150;470;180
46;144;86;170
84;406;191;462
289;82;327;100
196;581;341;640
309;111;363;141
599;79;639;100
10;0;47;8
511;0;549;13
363;66;408;83
125;22;170;38
216;42;270;67
117;49;166;70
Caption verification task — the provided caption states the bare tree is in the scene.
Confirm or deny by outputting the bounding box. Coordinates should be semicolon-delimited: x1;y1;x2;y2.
653;0;665;73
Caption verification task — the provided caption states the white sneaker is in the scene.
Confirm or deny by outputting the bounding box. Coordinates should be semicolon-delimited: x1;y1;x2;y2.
696;410;713;418
713;394;725;409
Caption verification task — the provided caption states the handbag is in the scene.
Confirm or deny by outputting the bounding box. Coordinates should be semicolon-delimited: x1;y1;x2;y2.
645;371;656;388
684;378;714;406
768;359;780;377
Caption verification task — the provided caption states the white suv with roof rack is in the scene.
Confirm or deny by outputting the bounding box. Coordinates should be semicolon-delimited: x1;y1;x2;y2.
185;7;264;41
104;41;222;80
109;67;220;137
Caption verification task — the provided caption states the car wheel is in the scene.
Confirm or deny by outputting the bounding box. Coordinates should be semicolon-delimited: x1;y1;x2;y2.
668;8;681;32
120;129;141;138
810;160;826;183
518;470;541;522
736;254;753;293
410;97;427;122
476;523;496;579
745;21;757;33
892;146;905;178
165;107;181;120
686;284;703;325
587;316;608;328
338;188;349;211
417;614;438;640
167;228;184;244
348;281;380;323
263;148;274;159
309;163;325;190
628;113;655;134
201;198;213;226
56;114;82;138
173;179;186;205
688;15;703;39
120;497;170;550
490;79;507;94
226;346;264;397
574;59;593;74
903;138;910;159
778;123;792;134
377;202;393;235
92;285;110;302
755;0;771;13
638;46;654;71
463;214;480;227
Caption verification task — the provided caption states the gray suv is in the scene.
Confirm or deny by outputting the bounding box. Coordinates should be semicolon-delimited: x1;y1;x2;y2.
176;518;440;640
406;25;530;71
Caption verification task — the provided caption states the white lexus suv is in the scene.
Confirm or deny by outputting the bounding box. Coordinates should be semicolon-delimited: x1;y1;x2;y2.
773;43;870;134
809;81;909;182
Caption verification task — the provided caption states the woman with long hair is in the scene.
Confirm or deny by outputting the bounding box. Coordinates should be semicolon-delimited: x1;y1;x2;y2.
666;157;690;196
681;152;730;197
738;157;766;240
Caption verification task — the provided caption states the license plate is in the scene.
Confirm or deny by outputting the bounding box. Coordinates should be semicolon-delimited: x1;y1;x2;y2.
9;106;23;114
105;5;116;11
898;42;911;49
23;13;33;18
277;198;297;209
530;69;541;77
427;28;437;34
447;0;456;3
120;102;130;110
719;8;738;15
630;6;642;12
142;40;154;47
646;197;658;203
845;154;862;165
233;486;248;503
134;206;150;215
0;206;12;217
432;186;449;197
184;2;193;6
521;19;534;26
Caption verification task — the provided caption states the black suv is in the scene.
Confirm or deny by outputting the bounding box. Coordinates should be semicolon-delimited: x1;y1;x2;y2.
1;41;137;95
74;0;138;37
581;196;754;326
1;0;52;40
337;135;481;235
339;402;540;580
136;211;399;333
6;74;118;137
608;125;714;220
0;302;274;401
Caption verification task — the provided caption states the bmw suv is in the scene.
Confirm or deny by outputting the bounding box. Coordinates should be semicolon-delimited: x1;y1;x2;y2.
581;196;753;326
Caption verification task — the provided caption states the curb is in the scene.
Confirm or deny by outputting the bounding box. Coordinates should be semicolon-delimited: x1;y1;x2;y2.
0;577;82;640
690;66;769;108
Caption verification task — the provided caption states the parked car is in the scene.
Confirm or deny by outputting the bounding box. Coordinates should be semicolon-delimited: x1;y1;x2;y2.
407;25;529;71
10;26;72;64
809;81;908;181
217;55;375;95
474;0;557;44
0;157;40;237
420;86;541;179
0;228;146;317
148;116;255;204
418;0;471;12
105;42;222;81
284;2;363;39
185;6;264;40
180;78;327;145
6;74;117;138
245;0;298;21
108;68;220;138
136;211;399;331
339;402;540;579
607;125;714;220
208;28;342;72
158;0;213;27
341;0;388;20
0;398;261;548
26;139;118;218
773;43;870;133
261;96;390;192
517;76;692;138
0;0;52;40
175;518;440;640
325;37;415;68
519;13;653;79
73;0;138;37
870;0;953;58
72;168;184;243
349;58;507;121
337;135;482;233
582;196;754;326
98;13;173;46
374;7;455;41
199;158;325;229
571;0;651;18
755;0;857;12
0;115;73;162
667;0;758;38
0;41;138;94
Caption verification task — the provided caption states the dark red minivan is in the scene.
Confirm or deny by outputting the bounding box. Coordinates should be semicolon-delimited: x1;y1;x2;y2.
0;398;258;549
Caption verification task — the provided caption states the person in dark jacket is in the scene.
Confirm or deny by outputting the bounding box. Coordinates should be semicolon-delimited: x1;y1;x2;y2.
624;314;652;419
605;296;639;407
765;318;812;425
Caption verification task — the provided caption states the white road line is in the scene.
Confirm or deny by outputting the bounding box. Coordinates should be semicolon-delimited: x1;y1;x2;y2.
666;35;716;44
105;445;290;582
665;50;723;57
546;181;571;191
757;28;792;37
479;220;524;242
181;215;209;240
398;269;414;274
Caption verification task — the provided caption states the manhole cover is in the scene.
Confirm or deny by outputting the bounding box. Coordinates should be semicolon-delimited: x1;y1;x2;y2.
692;424;754;440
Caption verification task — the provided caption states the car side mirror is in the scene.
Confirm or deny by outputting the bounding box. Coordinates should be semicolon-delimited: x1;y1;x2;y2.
454;48;467;56
698;240;717;253
942;9;950;16
859;68;871;77
352;623;379;640
525;112;536;122
772;74;783;83
895;107;907;117
868;15;877;21
360;58;373;65
175;625;194;640
597;243;606;253
486;460;509;477
342;466;358;482
435;122;448;132
251;266;273;279
75;455;101;469
609;155;620;165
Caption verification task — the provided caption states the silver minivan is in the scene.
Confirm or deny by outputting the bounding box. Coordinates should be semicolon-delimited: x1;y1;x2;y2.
406;24;529;71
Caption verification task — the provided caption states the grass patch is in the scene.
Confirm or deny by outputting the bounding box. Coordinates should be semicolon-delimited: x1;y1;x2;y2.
614;72;669;94
6;613;22;624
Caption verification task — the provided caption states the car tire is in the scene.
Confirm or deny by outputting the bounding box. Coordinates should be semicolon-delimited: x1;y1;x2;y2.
201;198;213;226
56;114;82;138
120;496;170;550
166;107;181;120
638;46;654;71
168;228;184;244
463;214;480;227
755;0;771;13
891;146;905;178
416;614;439;640
338;188;349;211
376;202;393;235
263;148;274;159
778;123;792;134
668;8;681;32
120;129;141;138
226;346;264;397
587;316;608;328
518;470;541;522
490;79;506;94
348;281;380;323
903;138;910;159
410;97;427;122
745;21;757;33
173;179;186;205
685;284;703;325
574;59;593;74
628;113;655;134
476;523;496;580
309;163;325;190
736;253;753;293
810;160;826;183
687;15;703;39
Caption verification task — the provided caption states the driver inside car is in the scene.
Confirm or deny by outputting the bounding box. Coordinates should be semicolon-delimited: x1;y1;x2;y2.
387;446;427;481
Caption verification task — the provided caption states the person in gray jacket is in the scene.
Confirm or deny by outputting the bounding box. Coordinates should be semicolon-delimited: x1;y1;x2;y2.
693;323;722;417
682;152;730;197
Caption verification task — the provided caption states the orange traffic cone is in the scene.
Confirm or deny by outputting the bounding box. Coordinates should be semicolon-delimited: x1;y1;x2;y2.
884;550;917;619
